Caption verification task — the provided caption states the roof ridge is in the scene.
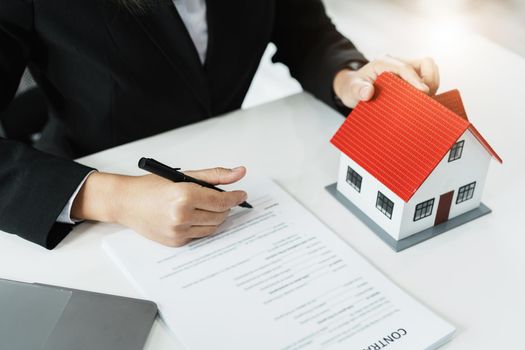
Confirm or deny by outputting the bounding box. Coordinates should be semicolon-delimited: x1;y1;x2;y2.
432;89;469;121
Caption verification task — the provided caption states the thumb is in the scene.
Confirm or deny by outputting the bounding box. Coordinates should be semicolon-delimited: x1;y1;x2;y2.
184;166;247;185
350;77;375;102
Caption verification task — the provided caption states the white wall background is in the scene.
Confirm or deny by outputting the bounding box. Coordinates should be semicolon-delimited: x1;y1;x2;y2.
243;0;524;109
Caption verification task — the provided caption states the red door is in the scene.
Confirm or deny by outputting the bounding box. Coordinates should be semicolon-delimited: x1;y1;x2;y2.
435;191;454;226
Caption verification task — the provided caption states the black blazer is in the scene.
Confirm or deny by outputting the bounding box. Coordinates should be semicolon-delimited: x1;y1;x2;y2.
0;0;366;249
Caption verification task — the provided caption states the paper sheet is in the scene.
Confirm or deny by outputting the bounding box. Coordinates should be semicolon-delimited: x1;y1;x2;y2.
104;177;454;350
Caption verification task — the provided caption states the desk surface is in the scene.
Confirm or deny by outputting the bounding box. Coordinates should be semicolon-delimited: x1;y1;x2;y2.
2;4;525;349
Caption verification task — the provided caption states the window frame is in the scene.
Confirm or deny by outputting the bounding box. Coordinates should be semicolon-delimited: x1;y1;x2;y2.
456;181;476;204
413;198;435;222
376;191;394;219
448;140;465;162
346;166;363;193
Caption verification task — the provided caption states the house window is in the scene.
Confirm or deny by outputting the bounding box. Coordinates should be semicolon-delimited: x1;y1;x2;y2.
376;192;394;219
456;182;476;204
413;198;435;221
448;140;465;162
346;166;362;192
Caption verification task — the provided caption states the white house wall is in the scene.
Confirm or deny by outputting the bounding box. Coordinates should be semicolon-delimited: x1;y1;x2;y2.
398;129;492;239
336;153;405;239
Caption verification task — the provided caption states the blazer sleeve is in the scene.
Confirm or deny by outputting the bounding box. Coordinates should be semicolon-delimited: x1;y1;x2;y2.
270;0;368;113
0;0;94;249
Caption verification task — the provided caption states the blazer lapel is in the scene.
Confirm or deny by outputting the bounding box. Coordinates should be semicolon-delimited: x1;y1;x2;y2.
130;1;211;113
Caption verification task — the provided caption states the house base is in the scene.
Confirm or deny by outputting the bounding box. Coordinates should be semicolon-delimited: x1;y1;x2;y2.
325;183;492;252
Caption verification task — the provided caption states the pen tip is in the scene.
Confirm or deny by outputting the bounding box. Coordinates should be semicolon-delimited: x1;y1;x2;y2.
240;202;253;209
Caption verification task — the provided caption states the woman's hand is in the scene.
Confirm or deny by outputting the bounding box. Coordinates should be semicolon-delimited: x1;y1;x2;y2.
71;167;248;247
333;55;440;108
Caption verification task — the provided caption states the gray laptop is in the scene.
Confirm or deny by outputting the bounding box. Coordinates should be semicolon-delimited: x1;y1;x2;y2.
0;278;157;350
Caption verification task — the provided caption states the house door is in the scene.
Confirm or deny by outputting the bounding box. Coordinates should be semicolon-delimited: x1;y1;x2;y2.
435;191;454;226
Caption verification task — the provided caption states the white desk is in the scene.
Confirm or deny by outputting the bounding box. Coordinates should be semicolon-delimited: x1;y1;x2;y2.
2;3;525;349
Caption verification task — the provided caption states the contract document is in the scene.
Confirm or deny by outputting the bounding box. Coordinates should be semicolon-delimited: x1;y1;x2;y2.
104;177;455;350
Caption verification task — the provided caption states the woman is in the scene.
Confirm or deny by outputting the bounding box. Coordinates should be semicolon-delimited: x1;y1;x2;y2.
0;0;439;249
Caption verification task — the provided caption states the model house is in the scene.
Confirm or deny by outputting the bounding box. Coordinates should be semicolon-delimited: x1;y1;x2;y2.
330;72;502;242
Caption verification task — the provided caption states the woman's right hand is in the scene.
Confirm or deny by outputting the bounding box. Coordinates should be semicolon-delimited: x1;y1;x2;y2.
71;166;248;247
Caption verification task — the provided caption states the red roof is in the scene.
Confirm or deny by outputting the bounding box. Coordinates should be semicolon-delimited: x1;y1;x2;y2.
432;90;468;120
331;72;501;202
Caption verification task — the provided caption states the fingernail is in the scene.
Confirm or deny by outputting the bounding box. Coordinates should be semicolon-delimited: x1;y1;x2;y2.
360;85;372;99
239;193;248;204
232;166;243;172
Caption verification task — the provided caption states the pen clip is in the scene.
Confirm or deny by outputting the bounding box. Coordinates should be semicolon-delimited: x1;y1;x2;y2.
173;168;181;171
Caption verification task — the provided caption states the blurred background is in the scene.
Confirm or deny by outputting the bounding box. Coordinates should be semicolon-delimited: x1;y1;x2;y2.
372;0;525;57
244;0;525;108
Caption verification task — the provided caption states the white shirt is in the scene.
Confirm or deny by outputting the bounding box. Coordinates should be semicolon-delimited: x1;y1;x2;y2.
57;0;209;223
174;0;208;64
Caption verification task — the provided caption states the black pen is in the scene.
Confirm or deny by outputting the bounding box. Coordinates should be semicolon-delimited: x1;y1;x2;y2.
138;157;253;209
